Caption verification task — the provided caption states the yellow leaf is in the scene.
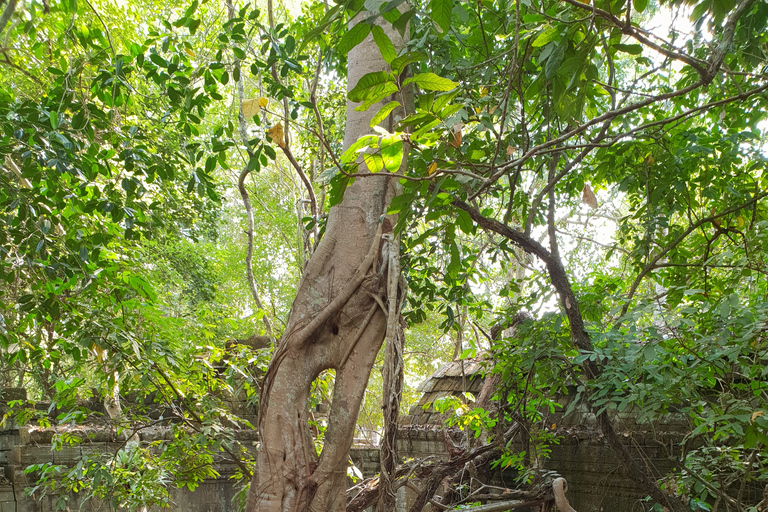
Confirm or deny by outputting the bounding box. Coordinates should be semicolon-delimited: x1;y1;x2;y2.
752;410;764;422
185;48;195;58
242;98;261;118
428;161;437;176
268;123;285;148
582;183;598;209
738;215;744;228
259;97;268;108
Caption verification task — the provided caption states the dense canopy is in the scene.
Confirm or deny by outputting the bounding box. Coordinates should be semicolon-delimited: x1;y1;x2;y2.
1;0;768;510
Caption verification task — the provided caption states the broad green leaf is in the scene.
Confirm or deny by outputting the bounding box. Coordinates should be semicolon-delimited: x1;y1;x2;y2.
633;0;648;12
403;73;458;91
362;152;385;173
380;135;403;171
184;0;199;18
614;43;643;55
364;0;386;12
341;135;379;164
371;25;397;64
370;100;401;127
355;82;399;111
387;192;414;214
338;23;372;55
532;26;558;47
431;90;459;113
398;111;436;128
348;71;395;102
456;209;474;234
393;8;415;37
391;51;426;75
430;0;452;34
545;42;565;80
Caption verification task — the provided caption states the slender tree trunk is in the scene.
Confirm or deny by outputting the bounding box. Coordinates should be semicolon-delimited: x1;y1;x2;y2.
246;13;406;512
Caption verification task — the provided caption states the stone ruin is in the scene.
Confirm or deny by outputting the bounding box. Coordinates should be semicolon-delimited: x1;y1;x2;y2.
1;358;693;512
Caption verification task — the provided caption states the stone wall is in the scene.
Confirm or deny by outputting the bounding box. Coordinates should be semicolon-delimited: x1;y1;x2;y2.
1;385;691;512
1;423;687;512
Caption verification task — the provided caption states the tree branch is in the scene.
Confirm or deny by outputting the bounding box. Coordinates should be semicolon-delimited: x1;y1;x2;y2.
228;0;275;341
0;0;18;37
618;190;768;320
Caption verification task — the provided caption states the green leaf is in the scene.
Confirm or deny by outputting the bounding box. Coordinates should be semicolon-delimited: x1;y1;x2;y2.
356;83;399;111
341;135;379;164
456;209;474;234
390;51;426;75
532;26;558;47
348;71;395;102
149;53;167;67
371;25;397;64
299;4;342;53
370;100;401;127
184;0;199;18
403;73;458;91
392;8;415;38
387;193;414;214
362;152;385;173
380;135;403;171
545;42;565;80
614;43;643;55
430;0;452;34
633;0;648;12
338;23;372;55
432;90;459;113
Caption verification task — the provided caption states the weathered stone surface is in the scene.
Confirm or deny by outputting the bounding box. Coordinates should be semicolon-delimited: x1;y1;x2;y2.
0;433;18;451
0;486;15;503
0;389;27;403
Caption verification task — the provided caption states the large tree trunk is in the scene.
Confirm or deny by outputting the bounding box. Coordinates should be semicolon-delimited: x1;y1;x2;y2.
246;14;406;512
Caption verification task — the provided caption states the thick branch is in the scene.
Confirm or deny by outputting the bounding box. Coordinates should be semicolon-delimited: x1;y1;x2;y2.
451;198;688;512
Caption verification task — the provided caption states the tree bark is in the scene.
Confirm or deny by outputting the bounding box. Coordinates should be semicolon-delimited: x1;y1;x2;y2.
246;13;406;512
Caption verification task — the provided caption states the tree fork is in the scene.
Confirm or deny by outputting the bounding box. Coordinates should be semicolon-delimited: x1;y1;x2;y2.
247;10;407;512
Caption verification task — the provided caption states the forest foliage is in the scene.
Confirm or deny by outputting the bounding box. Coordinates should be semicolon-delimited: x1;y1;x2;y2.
1;0;768;509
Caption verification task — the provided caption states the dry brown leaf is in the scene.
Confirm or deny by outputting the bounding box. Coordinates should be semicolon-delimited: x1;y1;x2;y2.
268;122;285;148
752;410;764;422
582;183;598;209
450;128;462;148
506;145;515;157
242;98;262;118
